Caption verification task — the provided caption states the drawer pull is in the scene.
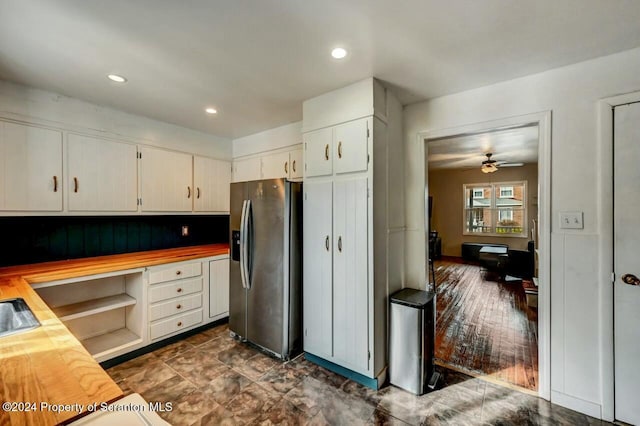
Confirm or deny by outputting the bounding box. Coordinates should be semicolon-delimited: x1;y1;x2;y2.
176;304;182;309
176;270;182;275
177;321;183;327
177;288;183;293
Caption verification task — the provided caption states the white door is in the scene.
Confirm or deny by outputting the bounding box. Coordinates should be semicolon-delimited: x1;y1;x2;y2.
614;102;640;425
0;121;62;211
332;177;369;373
139;146;193;211
304;127;333;178
334;118;368;175
232;157;261;182
261;151;289;179
194;156;231;213
209;258;230;318
303;181;333;358
68;134;138;211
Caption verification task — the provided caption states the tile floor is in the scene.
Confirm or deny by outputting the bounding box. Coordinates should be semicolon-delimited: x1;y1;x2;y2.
106;323;608;425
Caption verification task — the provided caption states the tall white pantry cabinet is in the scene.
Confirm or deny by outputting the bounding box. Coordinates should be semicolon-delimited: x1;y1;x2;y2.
302;78;403;387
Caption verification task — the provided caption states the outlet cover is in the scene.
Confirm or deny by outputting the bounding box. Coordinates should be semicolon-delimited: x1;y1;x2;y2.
559;211;583;229
181;225;189;236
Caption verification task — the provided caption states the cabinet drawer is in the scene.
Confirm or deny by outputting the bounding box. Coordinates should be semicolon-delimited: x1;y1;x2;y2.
149;277;202;303
150;293;202;322
150;309;203;340
148;262;202;284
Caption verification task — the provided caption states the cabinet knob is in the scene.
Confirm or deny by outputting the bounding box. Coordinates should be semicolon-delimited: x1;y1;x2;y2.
177;287;183;293
284;161;288;174
53;176;58;192
176;270;182;276
338;141;343;159
324;144;329;161
176;304;182;309
177;321;183;327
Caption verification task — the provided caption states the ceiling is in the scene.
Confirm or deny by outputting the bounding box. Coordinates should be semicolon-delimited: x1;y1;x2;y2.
427;124;539;170
2;1;640;140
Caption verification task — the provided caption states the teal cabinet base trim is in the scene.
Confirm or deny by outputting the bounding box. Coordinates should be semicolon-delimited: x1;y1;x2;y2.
304;352;383;390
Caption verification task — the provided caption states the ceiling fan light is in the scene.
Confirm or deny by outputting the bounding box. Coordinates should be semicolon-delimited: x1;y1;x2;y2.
481;163;498;173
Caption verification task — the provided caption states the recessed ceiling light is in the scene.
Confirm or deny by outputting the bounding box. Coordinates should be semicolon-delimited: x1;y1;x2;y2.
107;74;127;83
331;47;347;59
205;107;218;115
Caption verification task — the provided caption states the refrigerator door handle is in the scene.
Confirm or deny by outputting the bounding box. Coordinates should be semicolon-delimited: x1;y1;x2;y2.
239;199;248;289
245;199;253;289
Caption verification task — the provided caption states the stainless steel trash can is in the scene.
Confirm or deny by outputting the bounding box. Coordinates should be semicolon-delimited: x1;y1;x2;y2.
389;288;438;395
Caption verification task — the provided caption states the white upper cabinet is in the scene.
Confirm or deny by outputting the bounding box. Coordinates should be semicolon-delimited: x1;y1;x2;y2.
0;121;62;211
139;146;193;212
289;148;303;179
334;119;369;175
232;157;261;182
304;119;369;178
304;127;333;178
194;156;231;213
68;134;138;212
261;151;290;180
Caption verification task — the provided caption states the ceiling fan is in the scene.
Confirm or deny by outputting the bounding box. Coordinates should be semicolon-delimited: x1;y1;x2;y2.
481;153;524;173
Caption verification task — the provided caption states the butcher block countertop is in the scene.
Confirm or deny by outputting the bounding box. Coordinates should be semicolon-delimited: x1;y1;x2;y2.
0;244;229;426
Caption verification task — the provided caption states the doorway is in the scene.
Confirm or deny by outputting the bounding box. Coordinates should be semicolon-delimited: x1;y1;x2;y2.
420;112;551;399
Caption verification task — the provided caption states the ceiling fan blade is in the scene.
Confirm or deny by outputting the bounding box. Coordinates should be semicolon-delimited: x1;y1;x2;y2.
499;162;524;167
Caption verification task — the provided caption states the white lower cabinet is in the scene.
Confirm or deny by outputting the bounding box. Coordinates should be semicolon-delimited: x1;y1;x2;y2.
209;257;229;318
303;177;370;374
33;271;146;362
147;260;205;341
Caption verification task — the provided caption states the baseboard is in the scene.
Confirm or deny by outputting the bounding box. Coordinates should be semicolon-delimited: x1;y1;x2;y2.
551;390;602;419
304;352;384;390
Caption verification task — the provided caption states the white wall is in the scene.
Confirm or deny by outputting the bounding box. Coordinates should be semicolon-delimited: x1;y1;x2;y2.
404;47;640;418
232;121;302;158
0;79;231;159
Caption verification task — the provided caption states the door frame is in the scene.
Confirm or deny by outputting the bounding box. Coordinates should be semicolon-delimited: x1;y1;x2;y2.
597;90;640;422
419;110;551;400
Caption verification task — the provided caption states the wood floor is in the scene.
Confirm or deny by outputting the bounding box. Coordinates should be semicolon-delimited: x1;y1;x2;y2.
433;257;538;391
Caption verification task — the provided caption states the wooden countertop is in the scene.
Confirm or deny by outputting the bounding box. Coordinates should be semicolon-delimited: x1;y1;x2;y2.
0;244;229;425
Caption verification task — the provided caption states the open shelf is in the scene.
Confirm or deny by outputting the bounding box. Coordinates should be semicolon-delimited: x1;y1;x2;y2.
53;294;136;321
82;328;142;358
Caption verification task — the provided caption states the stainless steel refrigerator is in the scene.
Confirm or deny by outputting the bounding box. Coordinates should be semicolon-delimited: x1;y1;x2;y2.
229;178;302;360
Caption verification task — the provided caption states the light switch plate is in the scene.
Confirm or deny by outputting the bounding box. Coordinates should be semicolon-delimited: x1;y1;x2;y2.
559;211;583;229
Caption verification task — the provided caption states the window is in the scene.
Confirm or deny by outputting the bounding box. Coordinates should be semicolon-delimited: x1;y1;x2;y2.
463;181;527;237
499;186;514;198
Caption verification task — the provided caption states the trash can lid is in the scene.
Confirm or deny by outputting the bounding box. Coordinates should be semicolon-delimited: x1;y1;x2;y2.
390;288;434;309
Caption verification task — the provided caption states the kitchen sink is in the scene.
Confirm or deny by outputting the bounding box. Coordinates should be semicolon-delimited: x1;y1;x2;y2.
0;298;41;338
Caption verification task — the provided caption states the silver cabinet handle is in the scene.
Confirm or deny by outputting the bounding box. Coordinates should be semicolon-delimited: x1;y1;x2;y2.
338;236;342;252
338;141;343;159
325;236;330;251
622;274;640;286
